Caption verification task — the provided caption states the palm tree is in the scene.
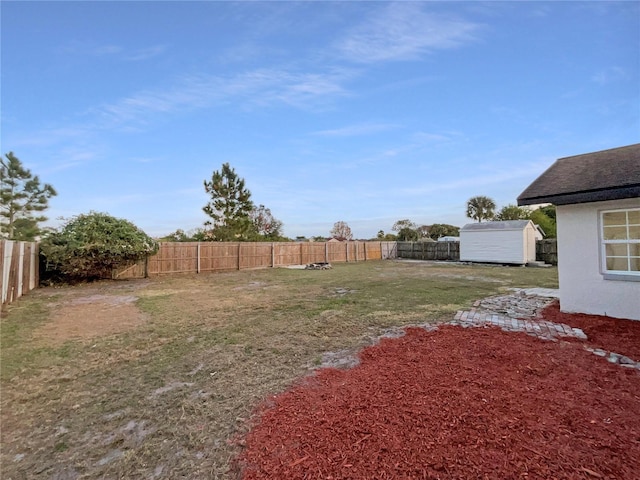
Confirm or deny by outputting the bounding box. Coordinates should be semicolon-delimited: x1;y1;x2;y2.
466;195;497;222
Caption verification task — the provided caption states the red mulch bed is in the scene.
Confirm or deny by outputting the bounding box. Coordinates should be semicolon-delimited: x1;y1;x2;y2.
540;301;640;361
237;325;640;479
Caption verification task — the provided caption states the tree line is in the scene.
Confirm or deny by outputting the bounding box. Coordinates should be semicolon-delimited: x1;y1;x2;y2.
375;220;460;242
465;195;556;238
2;153;556;282
369;195;556;242
1;155;360;281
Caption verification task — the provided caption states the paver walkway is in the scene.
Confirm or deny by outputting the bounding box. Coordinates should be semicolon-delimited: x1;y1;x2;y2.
325;290;640;372
451;288;587;341
451;289;640;371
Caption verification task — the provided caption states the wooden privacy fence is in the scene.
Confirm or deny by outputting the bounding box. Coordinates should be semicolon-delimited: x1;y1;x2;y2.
114;241;398;279
536;239;558;265
397;241;460;261
1;240;39;308
397;239;558;264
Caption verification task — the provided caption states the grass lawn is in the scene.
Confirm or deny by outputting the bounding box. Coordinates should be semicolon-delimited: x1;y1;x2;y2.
1;260;558;479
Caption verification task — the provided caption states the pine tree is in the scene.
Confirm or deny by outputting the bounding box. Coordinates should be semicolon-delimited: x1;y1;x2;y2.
1;152;57;240
203;163;254;241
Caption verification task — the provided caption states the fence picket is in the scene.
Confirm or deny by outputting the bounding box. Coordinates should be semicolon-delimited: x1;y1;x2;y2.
1;240;39;309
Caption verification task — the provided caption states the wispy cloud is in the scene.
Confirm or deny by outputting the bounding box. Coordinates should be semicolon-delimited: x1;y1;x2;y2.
312;123;399;137
7;65;357;169
57;43;166;61
274;70;352;108
7;126;91;148
337;3;482;63
56;43;122;56
592;66;629;85
92;45;123;56
529;4;552;17
41;147;101;174
130;156;160;164
124;45;167;61
412;131;464;144
217;42;286;65
96;67;355;128
6;126;102;173
398;163;547;197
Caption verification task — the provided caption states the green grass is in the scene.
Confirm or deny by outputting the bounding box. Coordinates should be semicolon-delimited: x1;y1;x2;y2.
0;260;557;479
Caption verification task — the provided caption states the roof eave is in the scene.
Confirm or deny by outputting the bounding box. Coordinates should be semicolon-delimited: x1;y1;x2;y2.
517;185;640;206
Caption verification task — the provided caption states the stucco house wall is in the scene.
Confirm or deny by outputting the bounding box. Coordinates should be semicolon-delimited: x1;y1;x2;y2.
557;198;640;320
518;143;640;321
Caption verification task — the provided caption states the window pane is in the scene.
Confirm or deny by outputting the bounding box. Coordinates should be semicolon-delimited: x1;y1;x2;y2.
630;257;640;272
603;226;627;240
606;256;629;271
603;211;627;226
628;210;640;225
630;243;640;256
606;244;628;257
629;225;640;240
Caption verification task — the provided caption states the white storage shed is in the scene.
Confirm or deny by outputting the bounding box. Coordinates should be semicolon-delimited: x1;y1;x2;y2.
437;236;460;242
460;220;538;265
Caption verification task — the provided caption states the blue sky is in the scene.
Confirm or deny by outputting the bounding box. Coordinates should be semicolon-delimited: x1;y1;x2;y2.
2;1;638;239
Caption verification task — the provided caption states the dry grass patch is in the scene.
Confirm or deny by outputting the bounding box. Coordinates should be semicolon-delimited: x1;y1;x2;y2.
1;260;558;479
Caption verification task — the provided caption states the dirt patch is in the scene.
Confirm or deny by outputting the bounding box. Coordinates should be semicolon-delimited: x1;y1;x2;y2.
34;294;146;344
237;326;640;479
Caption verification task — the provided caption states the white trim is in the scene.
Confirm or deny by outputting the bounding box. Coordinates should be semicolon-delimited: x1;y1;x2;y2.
599;207;640;278
603;273;640;282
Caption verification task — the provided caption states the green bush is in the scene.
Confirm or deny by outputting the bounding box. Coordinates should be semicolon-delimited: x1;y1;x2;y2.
41;212;158;281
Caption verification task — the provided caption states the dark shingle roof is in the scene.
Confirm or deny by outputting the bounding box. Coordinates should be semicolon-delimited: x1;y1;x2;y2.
517;144;640;206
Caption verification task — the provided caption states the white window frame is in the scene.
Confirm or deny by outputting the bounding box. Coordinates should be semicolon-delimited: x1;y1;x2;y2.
600;207;640;281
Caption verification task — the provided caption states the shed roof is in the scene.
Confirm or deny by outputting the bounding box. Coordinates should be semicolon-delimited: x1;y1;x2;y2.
461;220;533;232
517;143;640;206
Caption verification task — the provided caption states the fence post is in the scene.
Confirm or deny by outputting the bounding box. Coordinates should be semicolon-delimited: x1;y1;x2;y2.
17;242;24;297
271;242;275;268
197;242;201;274
238;242;241;270
325;242;328;263
33;242;39;289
